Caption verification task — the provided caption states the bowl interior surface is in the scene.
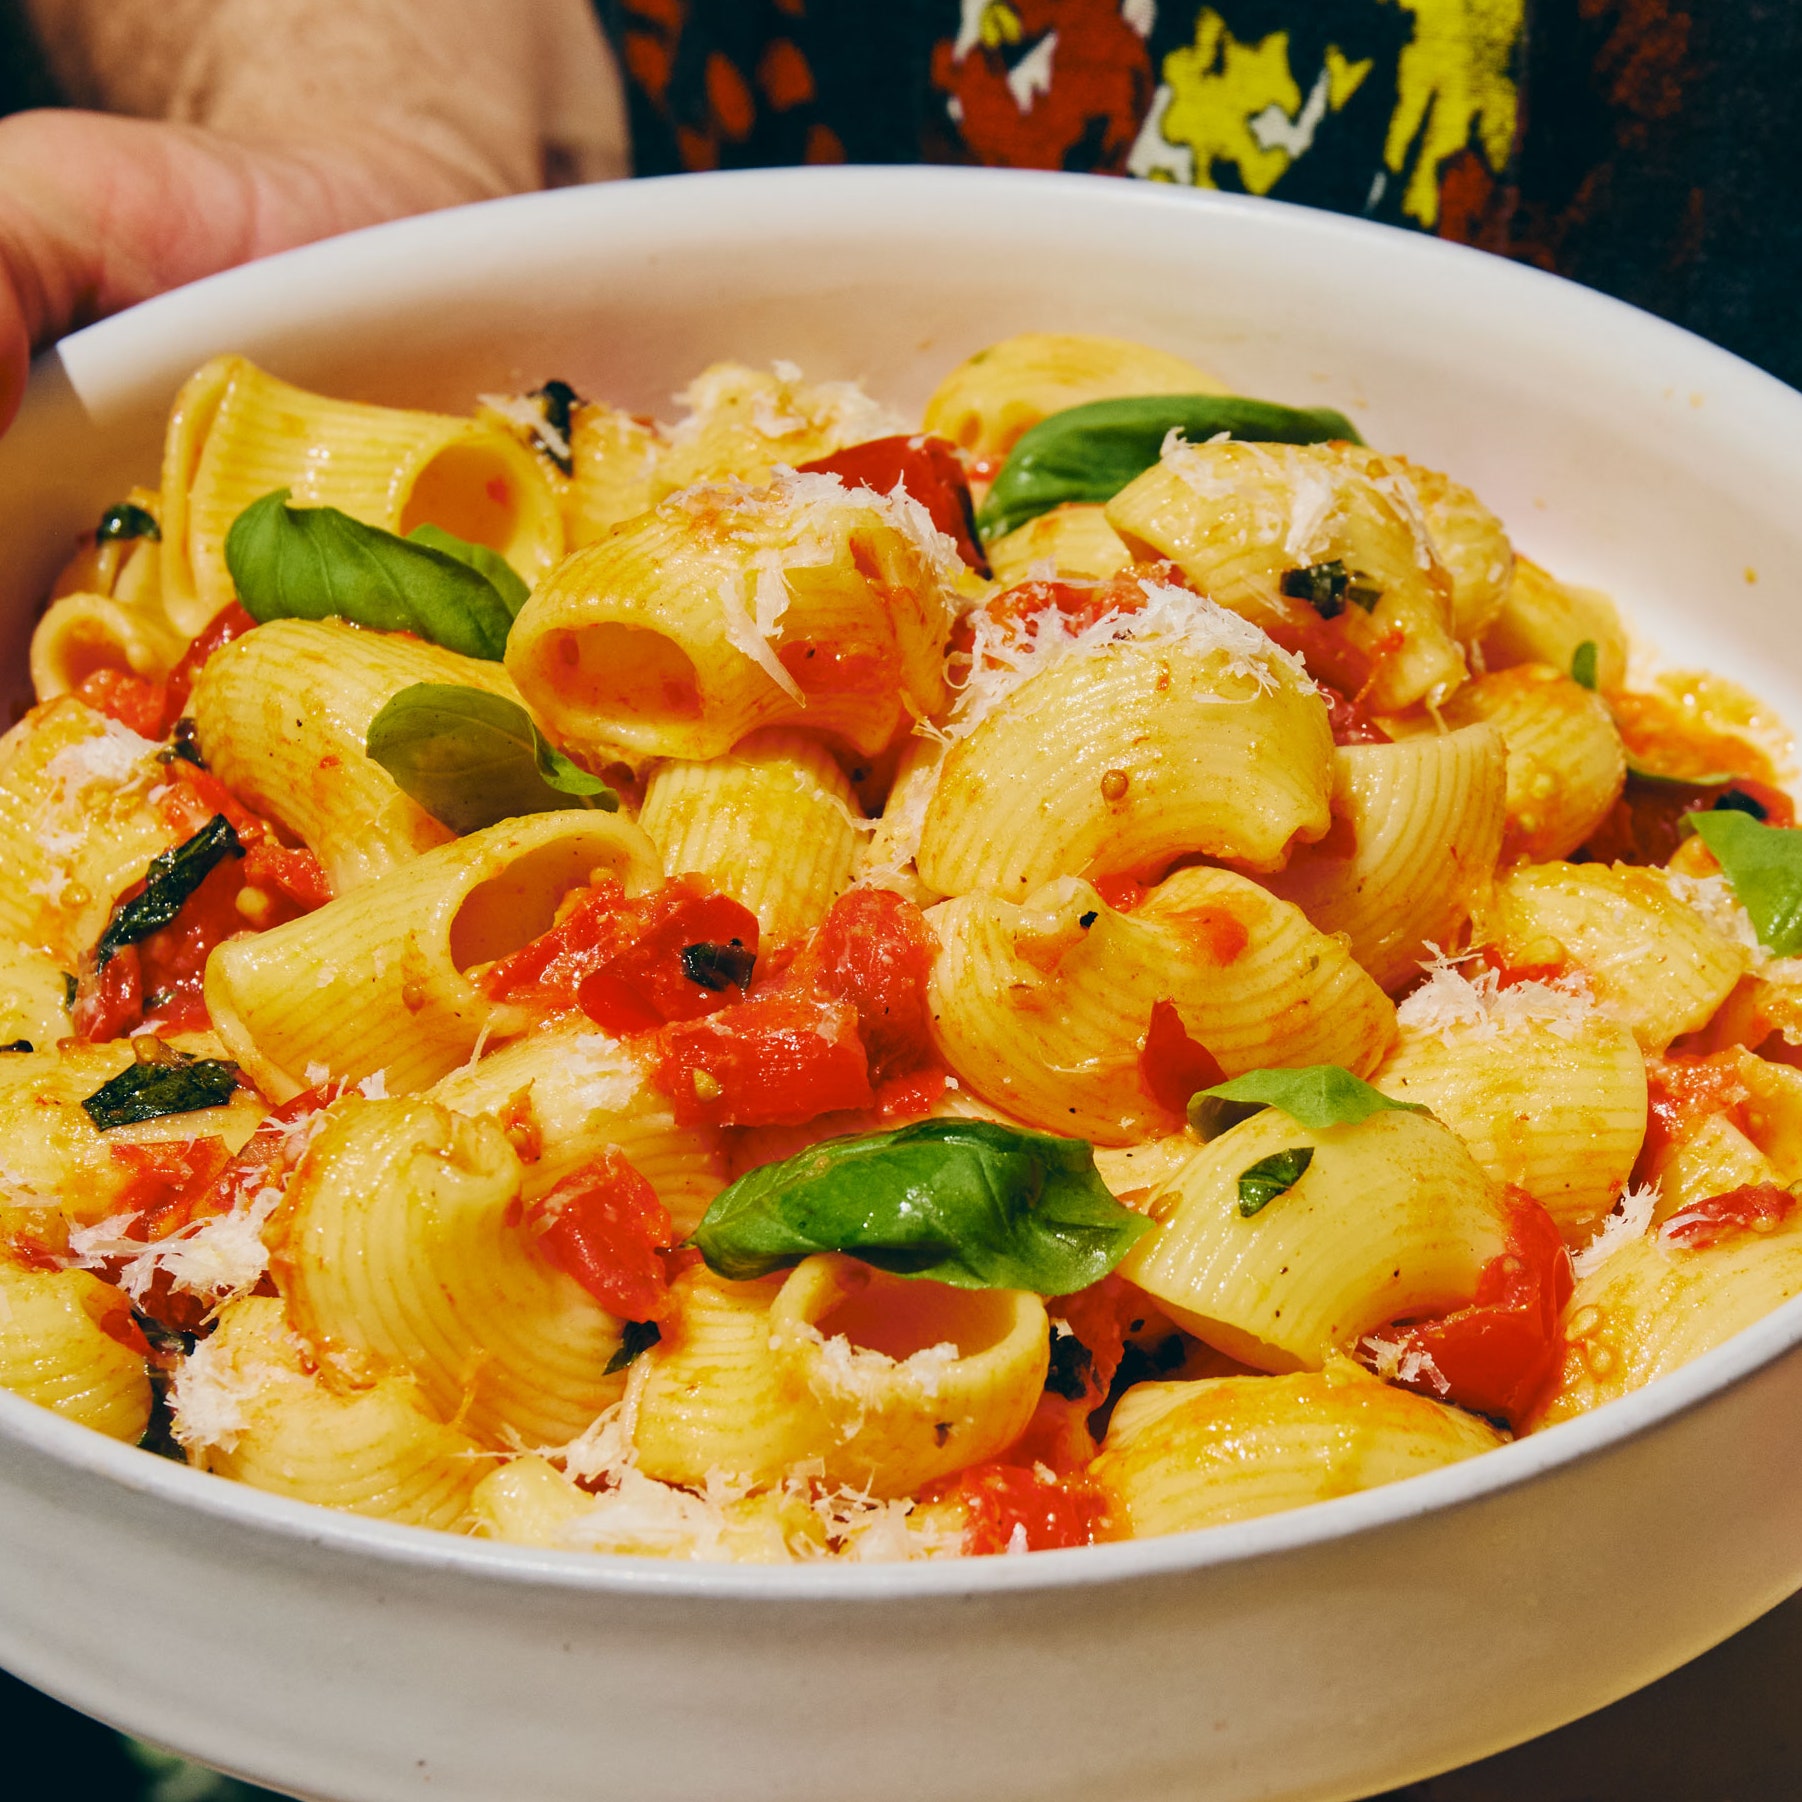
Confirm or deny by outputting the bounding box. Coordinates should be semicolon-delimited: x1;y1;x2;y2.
4;167;1802;1802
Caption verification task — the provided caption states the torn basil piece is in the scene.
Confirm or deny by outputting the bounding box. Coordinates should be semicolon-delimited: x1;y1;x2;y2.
1237;1146;1313;1218
680;941;756;993
1570;640;1599;690
82;1048;241;1130
96;815;244;966
604;1319;661;1375
96;501;161;543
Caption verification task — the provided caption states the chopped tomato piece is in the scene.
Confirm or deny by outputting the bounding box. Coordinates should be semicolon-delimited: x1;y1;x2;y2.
1322;686;1391;746
483;874;760;1029
529;1148;681;1321
86;1288;151;1358
109;1138;232;1236
1139;999;1224;1118
241;843;332;912
655;993;874;1127
798;433;988;572
160;603;257;725
73;946;142;1042
1662;1182;1796;1250
74;668;165;738
793;886;938;1084
873;1064;948;1121
1370;1192;1571;1427
942;1462;1109;1555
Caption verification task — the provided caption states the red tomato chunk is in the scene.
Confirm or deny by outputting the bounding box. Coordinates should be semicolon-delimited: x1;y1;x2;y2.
529;1148;683;1322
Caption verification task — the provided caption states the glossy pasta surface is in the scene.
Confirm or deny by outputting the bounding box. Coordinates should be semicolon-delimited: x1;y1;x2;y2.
5;333;1799;1565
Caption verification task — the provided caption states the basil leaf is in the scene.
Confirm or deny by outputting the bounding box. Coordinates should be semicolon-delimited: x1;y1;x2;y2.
1570;640;1599;690
1685;810;1802;955
1238;1147;1313;1218
82;1052;241;1131
97;815;244;966
1626;759;1744;788
1189;1064;1428;1134
224;489;516;661
365;683;617;836
680;941;756;993
97;501;160;542
603;1319;661;1375
976;393;1364;542
406;523;530;619
691;1119;1151;1292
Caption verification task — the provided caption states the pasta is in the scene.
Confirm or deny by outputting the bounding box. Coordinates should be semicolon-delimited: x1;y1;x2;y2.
4;333;1800;1564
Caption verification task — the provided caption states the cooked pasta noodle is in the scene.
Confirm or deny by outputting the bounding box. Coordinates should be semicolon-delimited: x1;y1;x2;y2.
3;331;1797;1562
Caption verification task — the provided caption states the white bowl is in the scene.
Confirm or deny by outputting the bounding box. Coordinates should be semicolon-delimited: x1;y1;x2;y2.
3;167;1802;1802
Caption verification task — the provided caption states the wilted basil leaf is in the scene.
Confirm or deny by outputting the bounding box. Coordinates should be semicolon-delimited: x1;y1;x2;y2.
224;489;517;660
691;1119;1151;1292
1237;1147;1313;1218
364;683;616;835
680;941;756;993
1189;1064;1427;1135
97;815;243;966
1685;809;1802;956
604;1319;661;1375
976;393;1363;542
97;501;160;542
83;1050;241;1130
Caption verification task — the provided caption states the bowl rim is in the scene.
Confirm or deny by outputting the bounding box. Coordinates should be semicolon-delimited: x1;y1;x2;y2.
10;164;1802;1603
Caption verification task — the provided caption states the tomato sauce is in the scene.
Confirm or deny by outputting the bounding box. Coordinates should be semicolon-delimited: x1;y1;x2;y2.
1138;999;1224;1118
936;1461;1109;1555
1636;1053;1752;1182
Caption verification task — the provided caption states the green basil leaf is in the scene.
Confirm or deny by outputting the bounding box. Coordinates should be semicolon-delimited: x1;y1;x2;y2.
1570;640;1599;690
603;1319;661;1375
82;1052;241;1131
1237;1146;1313;1218
1189;1064;1428;1134
976;393;1364;542
224;489;516;661
97;815;244;966
406;523;530;619
1625;760;1744;788
364;683;617;836
96;501;160;542
691;1118;1151;1292
1685;810;1802;955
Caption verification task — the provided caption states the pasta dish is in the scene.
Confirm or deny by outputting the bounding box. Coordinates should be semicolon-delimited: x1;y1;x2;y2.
4;332;1799;1562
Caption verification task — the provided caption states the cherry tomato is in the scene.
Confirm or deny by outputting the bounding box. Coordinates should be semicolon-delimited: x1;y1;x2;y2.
798;433;988;572
530;1148;681;1321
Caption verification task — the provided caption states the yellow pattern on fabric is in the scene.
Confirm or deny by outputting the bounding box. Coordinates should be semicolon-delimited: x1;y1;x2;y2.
1325;46;1374;112
1384;0;1524;226
1156;10;1381;199
1160;10;1301;196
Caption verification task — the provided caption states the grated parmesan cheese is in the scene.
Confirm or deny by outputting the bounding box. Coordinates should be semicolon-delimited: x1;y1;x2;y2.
69;1183;284;1308
1571;1180;1660;1280
1360;1331;1451;1395
667;362;903;454
43;717;159;794
939;573;1305;744
570;1033;645;1115
1397;945;1598;1044
478;390;572;471
167;1315;308;1453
